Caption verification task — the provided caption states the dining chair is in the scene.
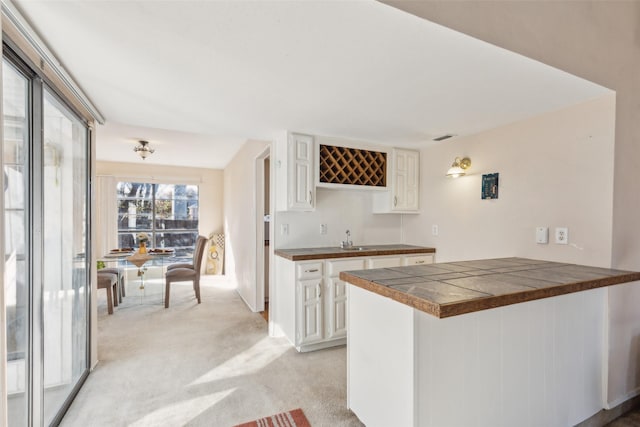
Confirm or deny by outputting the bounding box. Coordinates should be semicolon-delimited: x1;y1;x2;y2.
97;272;119;314
99;267;125;302
164;235;207;308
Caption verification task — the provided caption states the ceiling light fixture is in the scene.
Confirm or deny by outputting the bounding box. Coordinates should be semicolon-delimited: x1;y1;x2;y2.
433;134;455;142
134;140;155;160
446;157;471;178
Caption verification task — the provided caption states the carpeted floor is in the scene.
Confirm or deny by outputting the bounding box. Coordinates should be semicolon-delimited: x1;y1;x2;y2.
60;275;363;427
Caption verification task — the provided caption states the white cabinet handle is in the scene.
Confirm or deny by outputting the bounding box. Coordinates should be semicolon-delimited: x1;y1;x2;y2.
416;260;425;264
394;196;398;207
318;285;322;297
305;268;319;273
309;191;313;204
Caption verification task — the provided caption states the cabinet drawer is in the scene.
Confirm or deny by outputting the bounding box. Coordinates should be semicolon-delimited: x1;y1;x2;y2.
403;254;434;266
327;259;365;276
367;257;402;269
297;262;323;279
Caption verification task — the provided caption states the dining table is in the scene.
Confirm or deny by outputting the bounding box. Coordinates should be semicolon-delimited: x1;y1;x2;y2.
99;249;190;305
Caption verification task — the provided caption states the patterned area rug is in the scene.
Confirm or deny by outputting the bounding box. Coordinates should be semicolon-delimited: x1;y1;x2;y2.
234;408;311;427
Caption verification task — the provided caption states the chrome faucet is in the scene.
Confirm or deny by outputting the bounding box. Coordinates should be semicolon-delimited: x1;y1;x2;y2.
340;230;353;249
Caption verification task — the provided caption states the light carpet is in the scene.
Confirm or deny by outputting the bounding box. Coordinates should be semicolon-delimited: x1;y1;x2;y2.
60;276;363;427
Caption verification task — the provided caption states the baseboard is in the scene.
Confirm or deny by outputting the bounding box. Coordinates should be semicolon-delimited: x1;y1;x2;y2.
296;338;346;353
606;387;640;409
576;394;640;427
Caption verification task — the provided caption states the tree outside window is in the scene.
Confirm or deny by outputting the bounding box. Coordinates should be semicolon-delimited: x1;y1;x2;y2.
116;182;199;257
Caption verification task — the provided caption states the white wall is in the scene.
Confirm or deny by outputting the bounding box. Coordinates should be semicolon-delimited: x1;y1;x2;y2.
224;140;270;311
276;188;402;249
383;0;640;409
404;94;616;268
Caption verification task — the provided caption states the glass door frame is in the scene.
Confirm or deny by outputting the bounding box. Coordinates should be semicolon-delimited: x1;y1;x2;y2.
3;39;93;427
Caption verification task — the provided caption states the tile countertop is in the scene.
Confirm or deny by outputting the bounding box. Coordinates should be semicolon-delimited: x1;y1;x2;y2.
274;244;436;261
339;257;640;318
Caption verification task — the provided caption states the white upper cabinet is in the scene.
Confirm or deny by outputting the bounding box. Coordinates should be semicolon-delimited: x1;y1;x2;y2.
289;133;315;211
393;149;420;211
276;132;315;211
373;148;420;213
275;132;417;213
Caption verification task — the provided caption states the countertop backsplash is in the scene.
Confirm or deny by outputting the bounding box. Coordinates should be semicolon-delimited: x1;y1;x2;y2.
275;187;402;249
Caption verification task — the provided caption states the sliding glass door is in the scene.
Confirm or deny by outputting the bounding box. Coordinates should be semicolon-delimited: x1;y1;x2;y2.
3;46;91;426
41;89;89;425
3;54;30;427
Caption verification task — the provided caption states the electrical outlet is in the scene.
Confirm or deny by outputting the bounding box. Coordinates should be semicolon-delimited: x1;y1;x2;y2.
281;224;289;235
555;227;568;244
320;224;327;235
432;225;439;236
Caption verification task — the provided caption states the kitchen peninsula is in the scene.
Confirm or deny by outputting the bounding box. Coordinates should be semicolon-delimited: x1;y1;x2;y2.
340;257;640;427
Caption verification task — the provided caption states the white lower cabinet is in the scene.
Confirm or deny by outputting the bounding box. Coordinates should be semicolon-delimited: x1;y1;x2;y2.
294;259;364;351
367;256;402;269
326;259;365;341
277;252;433;352
297;278;323;346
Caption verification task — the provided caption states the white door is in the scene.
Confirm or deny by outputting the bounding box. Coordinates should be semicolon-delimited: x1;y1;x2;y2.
297;278;323;345
288;133;315;210
326;278;348;340
392;149;419;211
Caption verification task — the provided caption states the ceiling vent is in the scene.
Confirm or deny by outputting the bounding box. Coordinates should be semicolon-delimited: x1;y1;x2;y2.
433;134;455;142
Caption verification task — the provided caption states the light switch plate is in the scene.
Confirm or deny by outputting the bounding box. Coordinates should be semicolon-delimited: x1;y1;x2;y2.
536;227;549;244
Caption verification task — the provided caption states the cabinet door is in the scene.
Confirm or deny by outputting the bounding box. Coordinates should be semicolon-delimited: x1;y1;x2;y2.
392;149;419;211
326;278;348;340
297;278;323;345
367;256;403;269
326;259;365;277
288;133;315;211
325;259;363;341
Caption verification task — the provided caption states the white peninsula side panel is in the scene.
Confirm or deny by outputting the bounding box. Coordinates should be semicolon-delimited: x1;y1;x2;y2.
347;285;607;427
347;285;415;427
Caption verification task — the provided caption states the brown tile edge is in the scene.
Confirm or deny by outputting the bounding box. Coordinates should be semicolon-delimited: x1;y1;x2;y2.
276;247;436;261
341;271;640;319
340;273;441;317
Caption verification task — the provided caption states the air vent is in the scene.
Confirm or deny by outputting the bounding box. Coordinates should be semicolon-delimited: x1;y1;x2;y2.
433;134;455;142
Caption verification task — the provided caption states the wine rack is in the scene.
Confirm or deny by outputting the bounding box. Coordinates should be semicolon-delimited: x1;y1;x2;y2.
318;144;387;187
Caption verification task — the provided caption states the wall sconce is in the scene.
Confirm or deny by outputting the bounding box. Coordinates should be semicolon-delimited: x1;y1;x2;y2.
446;157;471;178
134;140;155;160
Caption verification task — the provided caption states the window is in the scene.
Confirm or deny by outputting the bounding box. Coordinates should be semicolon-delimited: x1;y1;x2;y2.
116;182;199;256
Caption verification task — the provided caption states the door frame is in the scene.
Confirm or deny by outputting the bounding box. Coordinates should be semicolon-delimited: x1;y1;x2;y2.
255;147;272;316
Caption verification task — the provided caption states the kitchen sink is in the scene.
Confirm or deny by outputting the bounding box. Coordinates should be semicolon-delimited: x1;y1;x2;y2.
340;247;368;251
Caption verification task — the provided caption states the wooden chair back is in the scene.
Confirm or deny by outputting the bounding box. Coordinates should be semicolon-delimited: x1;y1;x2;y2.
192;235;208;274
